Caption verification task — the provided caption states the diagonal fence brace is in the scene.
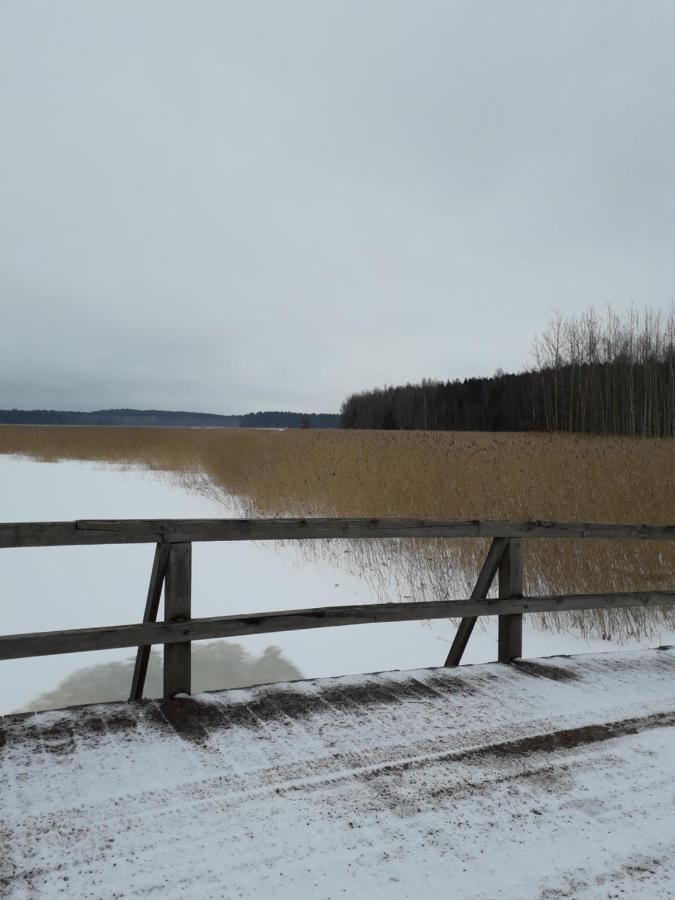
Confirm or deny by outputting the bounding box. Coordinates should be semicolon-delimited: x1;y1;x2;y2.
444;538;507;667
129;543;170;700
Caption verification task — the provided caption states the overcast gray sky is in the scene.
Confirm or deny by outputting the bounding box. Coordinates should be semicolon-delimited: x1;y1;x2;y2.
1;1;674;413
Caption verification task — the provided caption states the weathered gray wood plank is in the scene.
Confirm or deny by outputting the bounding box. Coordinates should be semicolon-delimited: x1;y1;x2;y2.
2;517;674;548
129;543;169;701
163;543;192;698
498;539;524;663
1;591;673;660
444;538;506;667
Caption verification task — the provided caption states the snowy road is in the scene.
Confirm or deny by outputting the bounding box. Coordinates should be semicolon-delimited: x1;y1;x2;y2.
2;648;675;898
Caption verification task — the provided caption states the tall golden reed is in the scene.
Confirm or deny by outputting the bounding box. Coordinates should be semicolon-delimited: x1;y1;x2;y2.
2;425;673;638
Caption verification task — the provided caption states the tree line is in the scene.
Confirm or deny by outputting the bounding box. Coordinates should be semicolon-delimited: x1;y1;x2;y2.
23;642;301;712
0;408;340;428
341;306;675;437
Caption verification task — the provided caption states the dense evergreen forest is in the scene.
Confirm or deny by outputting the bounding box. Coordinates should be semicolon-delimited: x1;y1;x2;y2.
0;408;340;428
341;307;675;438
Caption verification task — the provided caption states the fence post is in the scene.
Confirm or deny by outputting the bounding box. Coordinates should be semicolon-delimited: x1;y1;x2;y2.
498;538;523;663
163;542;192;698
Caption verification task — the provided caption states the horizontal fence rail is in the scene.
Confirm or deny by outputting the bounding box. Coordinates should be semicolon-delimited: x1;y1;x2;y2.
1;518;674;702
2;592;674;662
2;517;675;548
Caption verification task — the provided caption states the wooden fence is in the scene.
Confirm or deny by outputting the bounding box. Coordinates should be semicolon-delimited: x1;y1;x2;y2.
1;518;674;702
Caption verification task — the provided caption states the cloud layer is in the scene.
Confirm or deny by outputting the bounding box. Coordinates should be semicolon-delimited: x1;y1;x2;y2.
2;1;674;412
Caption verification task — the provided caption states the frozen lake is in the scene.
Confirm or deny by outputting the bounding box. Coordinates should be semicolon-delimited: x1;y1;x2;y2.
2;455;672;714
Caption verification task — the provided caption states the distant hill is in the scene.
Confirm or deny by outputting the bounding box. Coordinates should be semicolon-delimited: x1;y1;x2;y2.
0;408;340;428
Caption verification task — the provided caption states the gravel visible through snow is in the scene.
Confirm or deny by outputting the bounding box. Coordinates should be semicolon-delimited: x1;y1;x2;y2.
2;648;675;898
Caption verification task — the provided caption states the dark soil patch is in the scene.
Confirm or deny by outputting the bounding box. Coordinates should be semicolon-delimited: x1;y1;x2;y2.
512;660;579;682
154;698;217;744
465;710;675;761
6;708;139;756
418;673;478;695
339;710;675;797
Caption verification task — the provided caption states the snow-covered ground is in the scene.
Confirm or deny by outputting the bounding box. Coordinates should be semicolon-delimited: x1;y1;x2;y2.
2;648;674;898
1;455;673;715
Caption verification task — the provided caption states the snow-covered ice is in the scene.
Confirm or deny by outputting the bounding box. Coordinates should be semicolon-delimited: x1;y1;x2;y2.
1;454;674;715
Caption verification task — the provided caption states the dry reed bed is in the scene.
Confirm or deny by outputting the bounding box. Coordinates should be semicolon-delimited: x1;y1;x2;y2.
2;425;674;638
